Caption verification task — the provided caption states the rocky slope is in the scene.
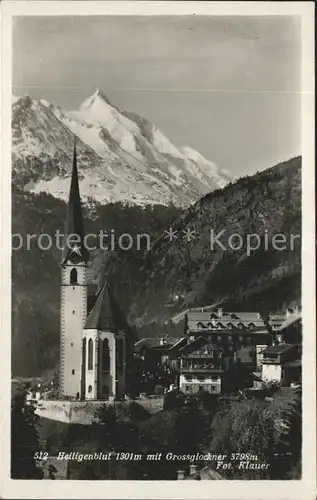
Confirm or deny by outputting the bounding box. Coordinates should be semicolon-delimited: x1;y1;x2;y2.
12;90;232;206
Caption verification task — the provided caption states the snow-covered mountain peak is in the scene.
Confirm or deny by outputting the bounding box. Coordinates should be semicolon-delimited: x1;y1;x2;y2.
12;92;233;206
79;88;113;111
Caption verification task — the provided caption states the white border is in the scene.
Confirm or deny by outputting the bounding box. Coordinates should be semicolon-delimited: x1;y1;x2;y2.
0;2;315;499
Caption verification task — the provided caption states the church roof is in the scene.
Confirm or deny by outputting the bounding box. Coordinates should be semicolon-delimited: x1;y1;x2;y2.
84;281;128;332
62;142;89;265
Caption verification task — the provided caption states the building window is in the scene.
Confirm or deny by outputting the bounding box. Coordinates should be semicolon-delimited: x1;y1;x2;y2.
72;369;75;375
72;310;76;314
70;268;78;285
116;338;124;370
102;338;110;371
71;342;74;347
88;338;93;370
88;385;92;393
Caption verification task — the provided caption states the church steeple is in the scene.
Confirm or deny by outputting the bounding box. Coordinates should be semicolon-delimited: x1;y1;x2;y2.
62;139;89;265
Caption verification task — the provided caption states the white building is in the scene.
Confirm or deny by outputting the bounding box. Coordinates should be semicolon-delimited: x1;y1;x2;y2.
260;343;300;385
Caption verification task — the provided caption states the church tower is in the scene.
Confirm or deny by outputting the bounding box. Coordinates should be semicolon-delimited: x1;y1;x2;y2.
60;143;89;398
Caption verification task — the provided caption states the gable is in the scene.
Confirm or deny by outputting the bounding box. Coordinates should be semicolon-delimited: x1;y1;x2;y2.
180;336;222;357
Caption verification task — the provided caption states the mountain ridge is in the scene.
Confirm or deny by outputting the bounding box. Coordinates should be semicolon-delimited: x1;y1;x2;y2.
12;91;233;207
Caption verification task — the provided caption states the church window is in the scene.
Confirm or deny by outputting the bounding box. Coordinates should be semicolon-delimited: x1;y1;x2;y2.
102;339;110;371
88;338;93;370
88;385;92;393
70;268;78;285
116;338;124;370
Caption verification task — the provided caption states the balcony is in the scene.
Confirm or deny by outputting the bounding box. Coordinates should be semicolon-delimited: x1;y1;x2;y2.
262;357;280;364
181;366;224;373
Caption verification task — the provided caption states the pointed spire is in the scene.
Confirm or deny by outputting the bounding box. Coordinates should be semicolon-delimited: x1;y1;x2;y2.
62;139;89;264
84;281;128;331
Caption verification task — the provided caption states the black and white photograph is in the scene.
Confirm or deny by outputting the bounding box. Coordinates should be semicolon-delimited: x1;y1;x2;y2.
1;1;315;499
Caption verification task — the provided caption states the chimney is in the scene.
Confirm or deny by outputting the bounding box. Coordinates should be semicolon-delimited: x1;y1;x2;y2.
177;470;185;480
189;464;196;475
218;308;223;318
257;312;261;319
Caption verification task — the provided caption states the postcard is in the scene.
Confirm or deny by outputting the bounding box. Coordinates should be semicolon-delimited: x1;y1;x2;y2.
0;1;315;499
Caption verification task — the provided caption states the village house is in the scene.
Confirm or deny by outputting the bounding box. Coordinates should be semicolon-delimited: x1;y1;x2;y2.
178;337;225;394
133;337;182;367
184;308;272;370
277;309;302;346
260;343;301;386
266;307;301;345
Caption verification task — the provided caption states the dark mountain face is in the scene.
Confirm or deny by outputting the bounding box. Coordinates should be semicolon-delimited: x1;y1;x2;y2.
11;156;301;376
104;156;301;325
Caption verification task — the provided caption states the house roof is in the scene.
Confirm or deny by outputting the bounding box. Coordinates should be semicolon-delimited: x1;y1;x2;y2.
84;281;128;331
186;311;267;333
168;337;188;351
260;343;296;355
179;336;222;355
134;337;182;352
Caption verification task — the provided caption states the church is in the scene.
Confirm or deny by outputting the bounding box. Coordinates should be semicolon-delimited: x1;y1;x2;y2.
60;143;129;401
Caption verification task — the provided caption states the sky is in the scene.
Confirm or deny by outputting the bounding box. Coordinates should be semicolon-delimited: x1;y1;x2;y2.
13;15;301;177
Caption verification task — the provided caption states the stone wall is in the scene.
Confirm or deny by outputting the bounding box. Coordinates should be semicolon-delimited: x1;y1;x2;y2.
35;396;164;424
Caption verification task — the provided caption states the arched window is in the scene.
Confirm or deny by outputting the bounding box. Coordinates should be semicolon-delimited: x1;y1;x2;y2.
70;268;78;285
88;338;93;370
102;339;110;371
116;338;124;370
